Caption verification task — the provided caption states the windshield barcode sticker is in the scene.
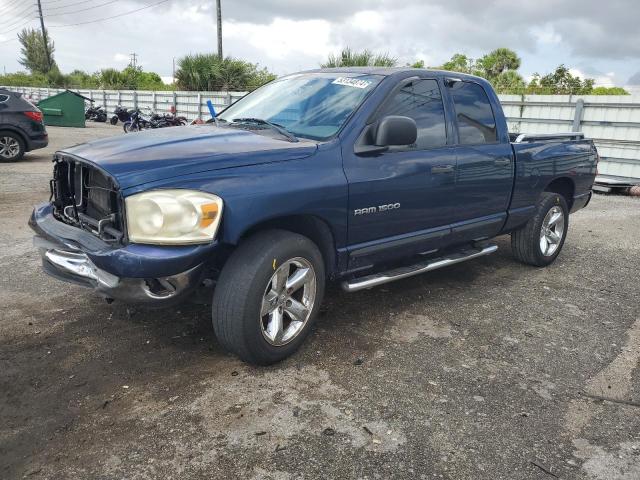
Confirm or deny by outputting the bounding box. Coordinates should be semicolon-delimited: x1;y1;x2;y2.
332;77;372;89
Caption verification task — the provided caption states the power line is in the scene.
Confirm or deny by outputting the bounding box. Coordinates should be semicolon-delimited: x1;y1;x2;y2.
48;0;171;27
1;0;27;10
0;4;37;26
0;17;38;35
43;0;113;12
1;2;36;16
41;0;84;3
43;0;120;17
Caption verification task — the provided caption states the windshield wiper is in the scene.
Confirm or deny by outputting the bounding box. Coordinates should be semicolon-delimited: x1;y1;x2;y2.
232;117;299;142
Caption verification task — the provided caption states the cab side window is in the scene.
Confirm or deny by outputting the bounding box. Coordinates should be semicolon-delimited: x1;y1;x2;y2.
380;79;447;150
447;81;497;144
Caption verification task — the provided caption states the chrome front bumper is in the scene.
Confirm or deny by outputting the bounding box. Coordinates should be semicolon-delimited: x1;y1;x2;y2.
39;242;203;304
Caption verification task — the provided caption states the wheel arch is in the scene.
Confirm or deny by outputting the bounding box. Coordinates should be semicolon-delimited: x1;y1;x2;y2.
544;177;575;210
237;214;338;279
0;126;28;151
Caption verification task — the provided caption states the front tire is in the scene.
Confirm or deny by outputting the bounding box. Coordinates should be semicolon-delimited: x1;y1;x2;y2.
511;192;569;267
123;121;138;133
0;131;25;162
212;230;325;365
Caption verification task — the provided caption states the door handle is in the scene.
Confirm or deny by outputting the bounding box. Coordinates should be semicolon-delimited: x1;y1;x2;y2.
432;164;455;174
494;158;511;166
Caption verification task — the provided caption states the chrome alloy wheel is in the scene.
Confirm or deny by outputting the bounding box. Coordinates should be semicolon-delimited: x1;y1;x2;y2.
260;257;317;346
540;206;564;256
0;136;20;159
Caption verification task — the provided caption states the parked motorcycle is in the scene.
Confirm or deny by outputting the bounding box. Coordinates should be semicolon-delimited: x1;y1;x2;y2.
122;109;149;132
110;105;131;125
158;112;188;126
85;103;107;122
123;108;188;133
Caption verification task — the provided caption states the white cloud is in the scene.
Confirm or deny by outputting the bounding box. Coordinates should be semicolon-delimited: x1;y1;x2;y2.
225;17;335;60
351;11;384;32
0;0;637;87
569;68;617;87
530;24;562;45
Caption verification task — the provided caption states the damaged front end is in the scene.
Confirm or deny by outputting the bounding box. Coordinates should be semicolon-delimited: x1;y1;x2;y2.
50;154;125;244
30;154;214;305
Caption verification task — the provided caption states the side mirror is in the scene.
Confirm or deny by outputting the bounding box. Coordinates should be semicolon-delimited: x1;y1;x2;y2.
354;115;417;155
375;115;417;146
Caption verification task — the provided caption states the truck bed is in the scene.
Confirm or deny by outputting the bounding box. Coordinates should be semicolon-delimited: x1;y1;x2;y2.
505;131;598;232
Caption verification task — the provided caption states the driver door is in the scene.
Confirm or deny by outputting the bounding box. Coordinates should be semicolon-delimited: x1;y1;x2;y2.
342;78;457;271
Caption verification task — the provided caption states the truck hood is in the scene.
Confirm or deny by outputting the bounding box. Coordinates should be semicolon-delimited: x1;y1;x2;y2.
61;125;318;189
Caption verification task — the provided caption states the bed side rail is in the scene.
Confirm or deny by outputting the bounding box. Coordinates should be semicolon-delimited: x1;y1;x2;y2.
511;132;585;143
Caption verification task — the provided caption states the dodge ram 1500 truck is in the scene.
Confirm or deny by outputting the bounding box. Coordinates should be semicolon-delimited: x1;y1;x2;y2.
30;68;598;364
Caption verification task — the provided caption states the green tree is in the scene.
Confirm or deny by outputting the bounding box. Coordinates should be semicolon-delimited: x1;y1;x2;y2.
99;68;126;89
65;69;100;88
17;28;56;74
321;47;397;68
438;53;478;75
477;48;521;81
492;70;526;93
528;65;594;94
590;86;629;95
175;54;276;91
409;60;425;68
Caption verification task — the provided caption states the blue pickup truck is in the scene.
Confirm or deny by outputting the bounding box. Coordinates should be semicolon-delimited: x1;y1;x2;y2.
30;68;598;364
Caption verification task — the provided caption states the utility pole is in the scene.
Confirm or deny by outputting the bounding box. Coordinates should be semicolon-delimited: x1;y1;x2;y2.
36;0;53;72
129;53;138;69
216;0;222;59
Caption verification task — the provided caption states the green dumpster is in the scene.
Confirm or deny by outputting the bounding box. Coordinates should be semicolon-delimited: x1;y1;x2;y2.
37;90;92;127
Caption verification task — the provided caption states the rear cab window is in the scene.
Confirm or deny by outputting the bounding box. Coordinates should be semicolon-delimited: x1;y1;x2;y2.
447;81;497;144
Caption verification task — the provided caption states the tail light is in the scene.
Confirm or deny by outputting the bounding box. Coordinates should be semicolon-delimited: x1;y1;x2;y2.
24;111;43;122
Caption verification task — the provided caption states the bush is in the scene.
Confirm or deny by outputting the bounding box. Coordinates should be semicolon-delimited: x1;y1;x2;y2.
175;54;276;91
321;48;397;68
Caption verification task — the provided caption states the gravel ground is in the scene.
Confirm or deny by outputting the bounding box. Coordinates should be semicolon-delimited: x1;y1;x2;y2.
1;123;639;480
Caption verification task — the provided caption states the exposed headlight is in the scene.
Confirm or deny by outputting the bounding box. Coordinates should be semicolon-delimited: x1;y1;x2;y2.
125;190;223;245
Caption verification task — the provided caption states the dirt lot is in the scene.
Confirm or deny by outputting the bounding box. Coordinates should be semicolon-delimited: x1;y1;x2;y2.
1;123;639;479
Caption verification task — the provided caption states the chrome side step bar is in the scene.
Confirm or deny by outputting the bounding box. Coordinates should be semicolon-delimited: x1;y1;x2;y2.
341;245;498;292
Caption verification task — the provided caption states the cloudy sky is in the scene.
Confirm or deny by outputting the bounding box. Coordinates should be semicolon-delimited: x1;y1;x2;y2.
1;0;639;87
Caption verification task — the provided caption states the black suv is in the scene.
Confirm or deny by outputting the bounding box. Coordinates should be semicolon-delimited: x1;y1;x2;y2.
0;88;48;161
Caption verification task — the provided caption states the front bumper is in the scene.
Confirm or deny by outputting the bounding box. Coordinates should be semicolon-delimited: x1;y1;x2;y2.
30;203;216;304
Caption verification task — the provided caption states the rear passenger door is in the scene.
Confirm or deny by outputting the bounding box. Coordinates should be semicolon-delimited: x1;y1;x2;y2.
445;80;514;243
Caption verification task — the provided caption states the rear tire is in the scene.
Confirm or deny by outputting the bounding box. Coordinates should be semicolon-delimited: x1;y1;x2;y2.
511;192;569;267
0;131;25;162
212;230;325;365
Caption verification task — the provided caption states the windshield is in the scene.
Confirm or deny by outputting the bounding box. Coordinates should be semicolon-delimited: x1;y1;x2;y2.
218;73;383;140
